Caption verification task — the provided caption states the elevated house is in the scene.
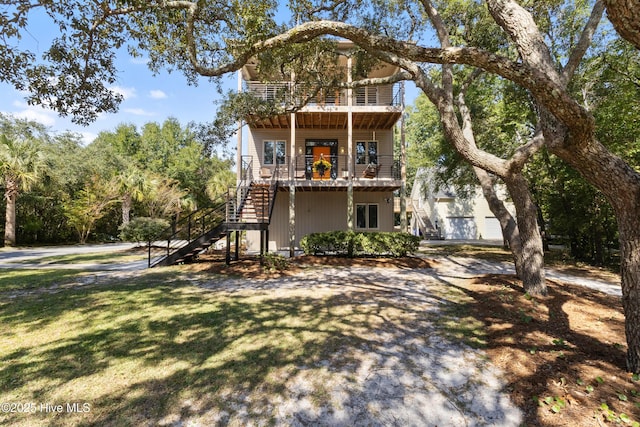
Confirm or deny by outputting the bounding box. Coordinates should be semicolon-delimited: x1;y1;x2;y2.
237;41;405;253
147;41;407;267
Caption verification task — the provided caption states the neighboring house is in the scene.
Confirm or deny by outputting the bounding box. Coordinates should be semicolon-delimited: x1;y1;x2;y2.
410;168;515;241
237;40;405;252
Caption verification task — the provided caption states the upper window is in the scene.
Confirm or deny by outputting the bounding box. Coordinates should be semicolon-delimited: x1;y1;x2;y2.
355;87;378;106
264;140;286;165
356;141;378;164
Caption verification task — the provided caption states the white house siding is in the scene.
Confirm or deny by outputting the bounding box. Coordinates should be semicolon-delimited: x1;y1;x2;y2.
410;171;515;241
245;190;396;251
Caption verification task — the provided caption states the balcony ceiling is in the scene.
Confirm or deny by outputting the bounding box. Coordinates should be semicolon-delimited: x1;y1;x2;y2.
246;111;401;130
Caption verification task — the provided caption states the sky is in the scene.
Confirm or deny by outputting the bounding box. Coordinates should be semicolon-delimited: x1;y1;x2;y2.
0;51;237;145
0;7;419;146
0;7;243;145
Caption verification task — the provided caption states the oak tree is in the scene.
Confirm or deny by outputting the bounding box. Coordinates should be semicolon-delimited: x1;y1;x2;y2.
4;0;640;371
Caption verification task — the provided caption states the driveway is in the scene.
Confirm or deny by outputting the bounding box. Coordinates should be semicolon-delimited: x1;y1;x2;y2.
0;243;147;270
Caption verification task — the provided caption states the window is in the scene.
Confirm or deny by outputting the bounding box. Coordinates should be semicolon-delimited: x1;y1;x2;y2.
355;87;377;105
356;141;377;164
356;204;379;229
263;140;286;165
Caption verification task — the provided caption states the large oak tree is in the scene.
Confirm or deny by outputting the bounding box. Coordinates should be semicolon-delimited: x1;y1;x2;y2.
3;0;640;371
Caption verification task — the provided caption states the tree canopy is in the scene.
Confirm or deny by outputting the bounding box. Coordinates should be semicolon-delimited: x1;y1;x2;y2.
4;0;640;371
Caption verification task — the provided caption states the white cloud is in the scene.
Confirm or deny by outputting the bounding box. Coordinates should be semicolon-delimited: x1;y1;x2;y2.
149;90;167;99
5;102;57;126
130;56;149;65
78;131;98;145
109;85;137;100
123;108;155;117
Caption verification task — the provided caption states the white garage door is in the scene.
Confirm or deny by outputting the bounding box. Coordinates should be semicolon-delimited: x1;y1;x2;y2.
484;217;503;240
444;217;477;240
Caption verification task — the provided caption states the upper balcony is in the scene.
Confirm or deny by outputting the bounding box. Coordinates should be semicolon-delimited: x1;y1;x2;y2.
244;82;403;130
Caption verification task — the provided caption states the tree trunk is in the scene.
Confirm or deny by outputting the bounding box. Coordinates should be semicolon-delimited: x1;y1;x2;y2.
603;0;640;50
504;172;547;296
122;194;132;225
618;212;640;372
3;180;18;247
545;122;640;370
473;166;524;279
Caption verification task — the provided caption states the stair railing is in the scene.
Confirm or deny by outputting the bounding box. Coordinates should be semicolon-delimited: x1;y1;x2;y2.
148;198;227;267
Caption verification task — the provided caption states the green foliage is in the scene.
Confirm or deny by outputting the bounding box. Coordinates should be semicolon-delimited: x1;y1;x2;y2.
300;231;420;257
536;395;566;413
63;179;119;244
262;252;289;272
599;402;639;425
119;217;170;245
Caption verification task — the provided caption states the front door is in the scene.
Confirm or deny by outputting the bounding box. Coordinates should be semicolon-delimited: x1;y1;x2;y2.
312;146;331;179
306;139;338;180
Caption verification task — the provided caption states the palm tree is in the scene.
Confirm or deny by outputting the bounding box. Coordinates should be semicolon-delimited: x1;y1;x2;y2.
0;135;46;246
113;165;149;225
206;169;236;202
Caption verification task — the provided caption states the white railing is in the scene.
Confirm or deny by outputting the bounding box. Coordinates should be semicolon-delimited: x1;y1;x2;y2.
245;82;401;107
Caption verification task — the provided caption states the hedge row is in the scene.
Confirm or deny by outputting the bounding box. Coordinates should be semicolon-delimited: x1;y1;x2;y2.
299;231;420;257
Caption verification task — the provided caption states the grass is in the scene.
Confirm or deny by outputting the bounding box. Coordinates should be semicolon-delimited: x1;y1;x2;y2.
1;245;635;426
0;268;405;427
0;269;87;293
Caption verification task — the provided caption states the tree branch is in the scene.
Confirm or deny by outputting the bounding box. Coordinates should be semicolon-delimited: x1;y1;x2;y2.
562;0;605;84
603;0;640;50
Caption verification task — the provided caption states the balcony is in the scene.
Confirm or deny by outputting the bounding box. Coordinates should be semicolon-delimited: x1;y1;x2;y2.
245;82;401;107
242;154;402;192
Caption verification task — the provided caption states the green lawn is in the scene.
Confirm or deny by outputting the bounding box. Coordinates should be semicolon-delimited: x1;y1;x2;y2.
0;269;87;293
0;268;402;426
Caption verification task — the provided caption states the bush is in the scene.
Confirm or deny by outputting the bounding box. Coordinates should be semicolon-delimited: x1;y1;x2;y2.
119;217;170;245
262;252;289;272
300;231;420;257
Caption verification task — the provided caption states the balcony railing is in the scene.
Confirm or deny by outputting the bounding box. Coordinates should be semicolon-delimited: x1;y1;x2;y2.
251;154;400;181
245;82;401;107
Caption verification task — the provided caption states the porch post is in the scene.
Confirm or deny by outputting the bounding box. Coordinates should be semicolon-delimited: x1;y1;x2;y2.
347;55;354;230
399;81;408;232
289;110;296;257
237;70;243;185
234;230;240;261
225;231;231;265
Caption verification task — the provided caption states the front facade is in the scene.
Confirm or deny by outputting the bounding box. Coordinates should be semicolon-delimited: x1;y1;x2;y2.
238;42;405;252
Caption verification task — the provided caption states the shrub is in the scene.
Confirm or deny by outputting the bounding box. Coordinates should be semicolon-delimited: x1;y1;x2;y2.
300;231;419;257
262;252;289;272
119;217;169;245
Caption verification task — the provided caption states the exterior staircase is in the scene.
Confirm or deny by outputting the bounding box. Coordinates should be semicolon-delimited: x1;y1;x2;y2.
411;199;443;240
148;180;278;267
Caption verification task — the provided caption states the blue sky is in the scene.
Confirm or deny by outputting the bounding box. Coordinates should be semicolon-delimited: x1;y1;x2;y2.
0;7;241;145
0;8;418;146
0;51;237;145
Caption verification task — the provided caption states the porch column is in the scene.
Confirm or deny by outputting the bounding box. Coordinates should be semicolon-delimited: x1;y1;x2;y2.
399;81;408;232
237;70;243;184
289;111;296;256
347;55;354;230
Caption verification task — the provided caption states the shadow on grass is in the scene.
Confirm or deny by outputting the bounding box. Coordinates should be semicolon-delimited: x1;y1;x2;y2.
0;269;86;293
1;268;523;426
